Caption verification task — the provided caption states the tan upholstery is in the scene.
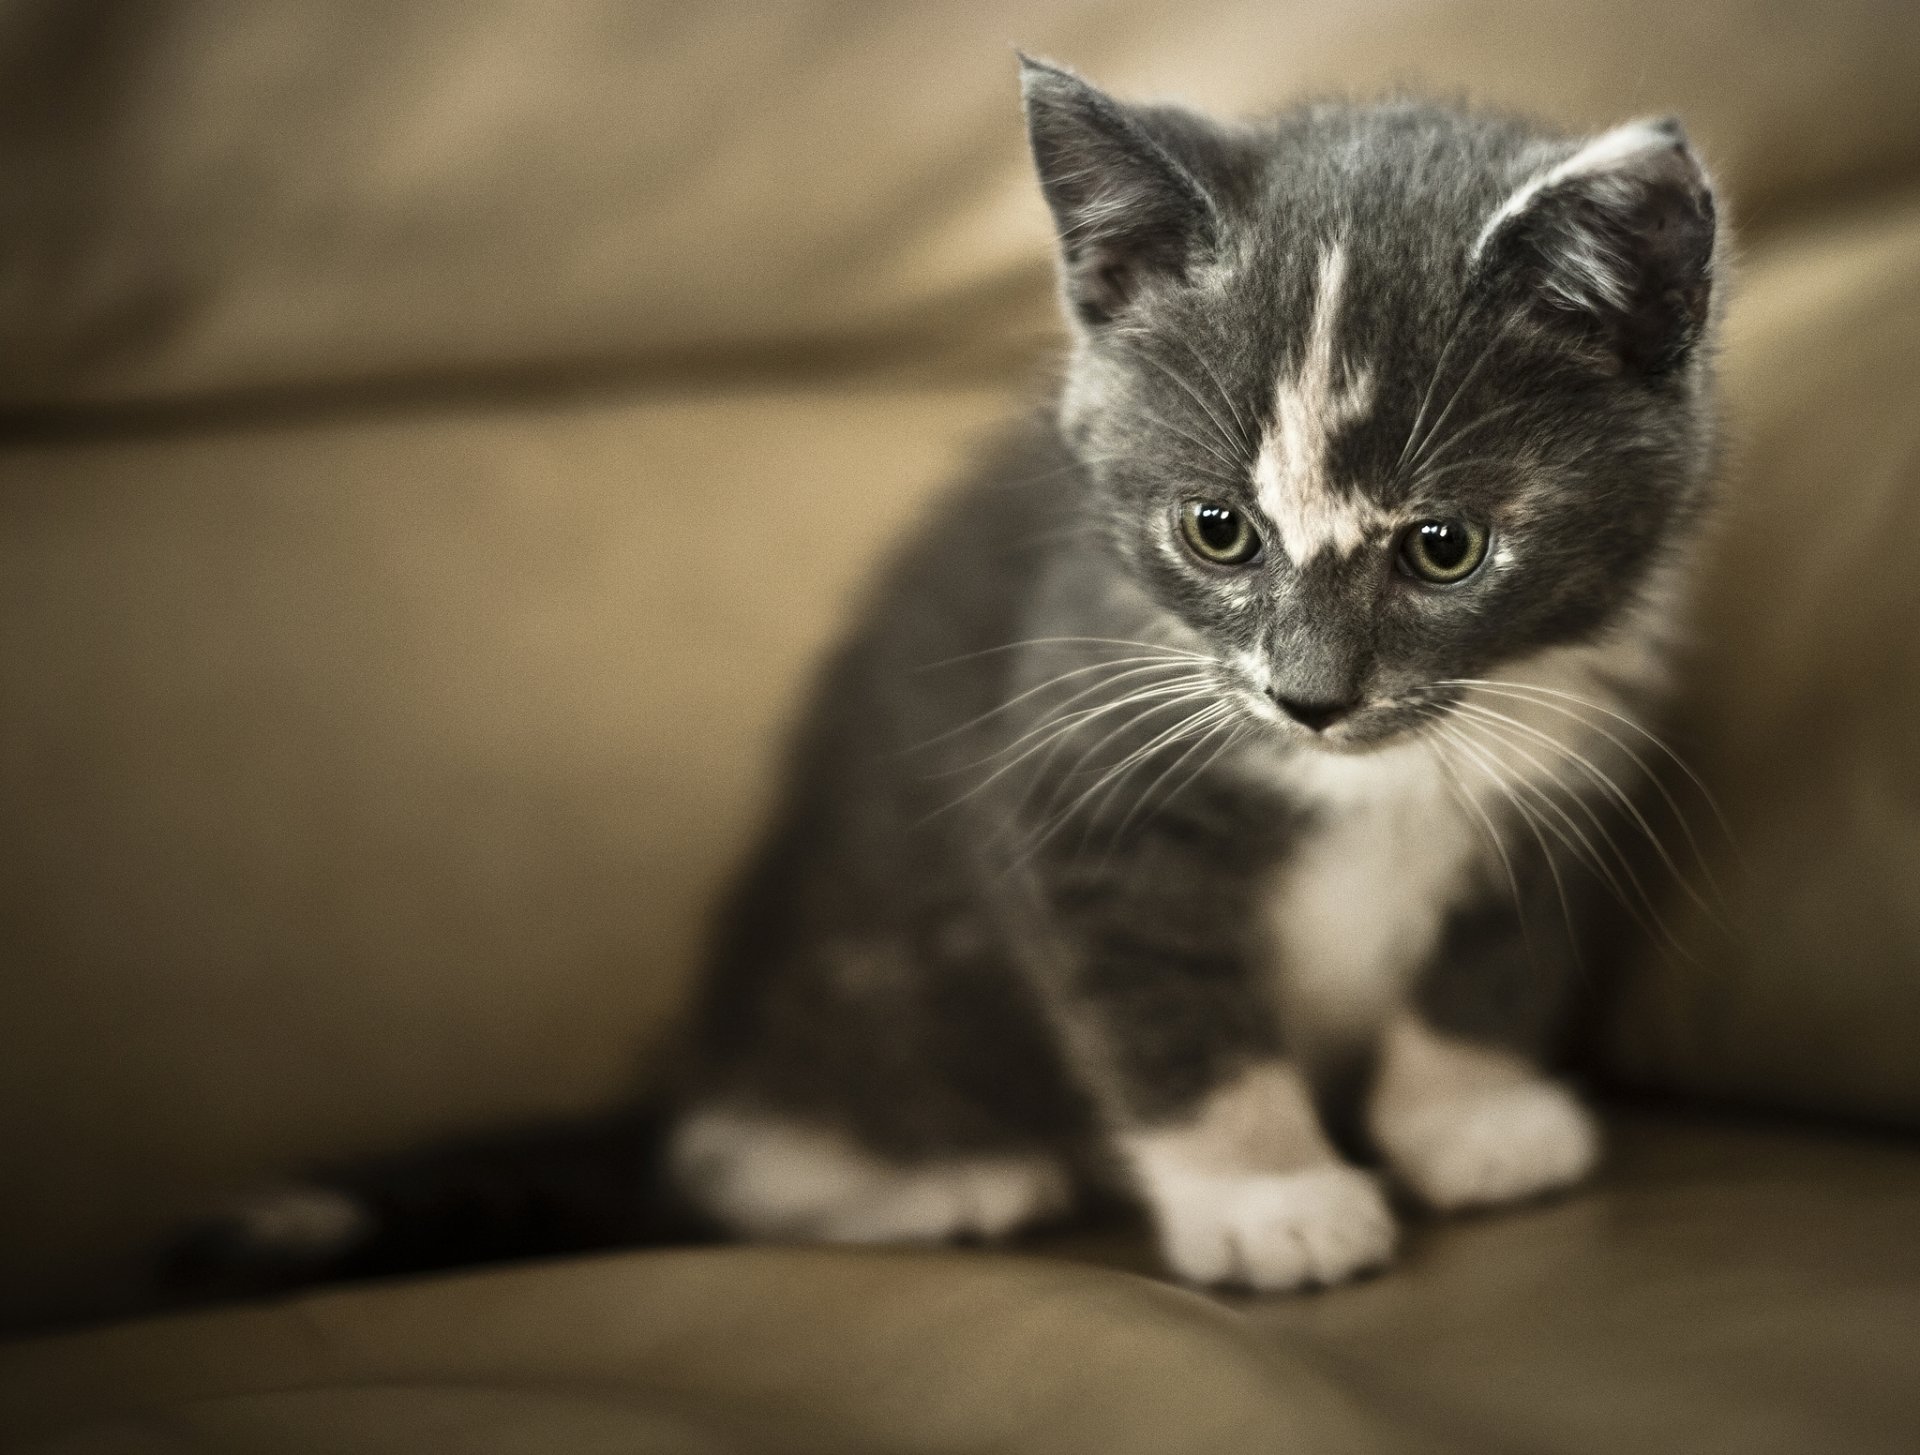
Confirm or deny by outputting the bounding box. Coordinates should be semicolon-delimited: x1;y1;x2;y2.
0;380;1015;1324
3;0;1918;1448
1607;187;1920;1123
5;2;1920;407
5;1116;1916;1454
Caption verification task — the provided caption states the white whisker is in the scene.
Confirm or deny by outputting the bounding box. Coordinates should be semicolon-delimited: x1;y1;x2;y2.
1126;345;1253;469
1397;310;1521;484
1413;398;1533;483
1448;697;1731;934
1132;404;1246;479
1171;333;1260;460
1417;706;1581;965
1098;703;1240;849
925;674;1215;824
1443;677;1741;879
911;655;1204;754
920;637;1214;672
1014;698;1229;864
1433;713;1689;958
1415;724;1540;973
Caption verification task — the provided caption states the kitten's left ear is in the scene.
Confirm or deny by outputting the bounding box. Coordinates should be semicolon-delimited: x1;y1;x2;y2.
1475;119;1717;374
1019;56;1219;328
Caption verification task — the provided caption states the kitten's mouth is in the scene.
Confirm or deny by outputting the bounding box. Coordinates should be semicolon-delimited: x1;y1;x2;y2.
1242;690;1417;755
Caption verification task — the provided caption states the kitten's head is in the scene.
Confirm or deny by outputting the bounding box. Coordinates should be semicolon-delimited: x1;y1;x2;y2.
1020;58;1719;752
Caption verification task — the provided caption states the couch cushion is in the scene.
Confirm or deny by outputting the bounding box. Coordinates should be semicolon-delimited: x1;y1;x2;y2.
0;380;1017;1328
0;1252;1432;1455
4;0;1919;407
1241;1110;1920;1454
6;182;1920;1328
4;1113;1916;1454
1601;186;1920;1125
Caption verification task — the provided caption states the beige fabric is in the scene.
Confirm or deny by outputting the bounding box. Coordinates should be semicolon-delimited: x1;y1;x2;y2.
1603;187;1920;1124
1242;1111;1920;1454
2;17;1919;1448
0;381;1014;1327
7;188;1920;1326
4;0;1920;406
5;1115;1916;1454
1;1250;1429;1455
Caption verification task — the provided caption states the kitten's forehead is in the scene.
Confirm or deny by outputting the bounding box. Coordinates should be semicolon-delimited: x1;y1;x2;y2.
1251;244;1391;565
1230;114;1566;563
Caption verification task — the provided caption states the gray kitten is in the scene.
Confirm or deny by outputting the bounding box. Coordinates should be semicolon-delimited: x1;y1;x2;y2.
196;59;1719;1296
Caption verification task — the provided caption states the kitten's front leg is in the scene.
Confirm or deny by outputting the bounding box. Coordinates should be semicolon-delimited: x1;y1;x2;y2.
1369;1013;1599;1211
1118;1060;1397;1290
1368;901;1600;1212
1044;833;1396;1291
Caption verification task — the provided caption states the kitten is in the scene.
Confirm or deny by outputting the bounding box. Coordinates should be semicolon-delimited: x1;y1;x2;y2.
196;59;1719;1295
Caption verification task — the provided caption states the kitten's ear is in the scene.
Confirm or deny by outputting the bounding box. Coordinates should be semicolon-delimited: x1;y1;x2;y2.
1475;119;1717;374
1019;56;1218;328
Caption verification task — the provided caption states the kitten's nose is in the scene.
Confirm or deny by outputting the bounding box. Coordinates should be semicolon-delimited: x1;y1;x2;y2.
1273;694;1358;731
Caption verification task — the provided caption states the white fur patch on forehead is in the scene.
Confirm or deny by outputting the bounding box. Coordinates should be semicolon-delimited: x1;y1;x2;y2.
1471;118;1682;266
1253;245;1386;564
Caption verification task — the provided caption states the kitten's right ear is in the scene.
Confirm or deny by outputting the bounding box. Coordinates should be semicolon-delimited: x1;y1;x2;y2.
1019;56;1218;328
1473;119;1717;374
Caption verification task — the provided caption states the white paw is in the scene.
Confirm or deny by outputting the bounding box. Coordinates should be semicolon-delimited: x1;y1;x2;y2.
1147;1165;1398;1292
669;1107;1070;1243
1381;1080;1600;1213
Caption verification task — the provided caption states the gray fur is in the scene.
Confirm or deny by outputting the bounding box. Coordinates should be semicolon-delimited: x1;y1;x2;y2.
674;62;1718;1262
186;62;1721;1294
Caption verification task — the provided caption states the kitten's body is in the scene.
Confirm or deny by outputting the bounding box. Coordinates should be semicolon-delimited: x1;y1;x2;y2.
200;67;1719;1294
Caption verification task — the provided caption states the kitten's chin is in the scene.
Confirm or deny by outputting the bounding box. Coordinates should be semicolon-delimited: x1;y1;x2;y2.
1283;710;1425;757
1300;728;1404;757
1235;692;1424;756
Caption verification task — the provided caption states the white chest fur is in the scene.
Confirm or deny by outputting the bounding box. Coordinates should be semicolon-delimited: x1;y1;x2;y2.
1261;740;1491;1059
1251;618;1676;1062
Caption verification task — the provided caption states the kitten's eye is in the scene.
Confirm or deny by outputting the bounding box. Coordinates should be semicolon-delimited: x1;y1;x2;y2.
1399;518;1490;584
1179;499;1261;565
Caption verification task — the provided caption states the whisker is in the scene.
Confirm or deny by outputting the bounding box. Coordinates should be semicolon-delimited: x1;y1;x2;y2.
1415;724;1541;974
1401;453;1504;497
1430;716;1649;960
1433;714;1690;959
1437;713;1643;909
1171;333;1260;460
1132;404;1247;479
1096;702;1240;849
1412;398;1534;482
919;637;1214;673
1124;344;1252;469
1081;710;1247;875
923;676;1215;824
1448;697;1733;934
1014;698;1228;865
1391;297;1480;480
1442;677;1742;877
1397;310;1521;484
974;674;1217;776
1010;681;1222;825
909;655;1203;754
1416;705;1581;967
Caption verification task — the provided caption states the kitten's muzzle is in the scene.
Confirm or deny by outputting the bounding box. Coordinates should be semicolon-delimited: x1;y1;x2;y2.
1271;693;1359;732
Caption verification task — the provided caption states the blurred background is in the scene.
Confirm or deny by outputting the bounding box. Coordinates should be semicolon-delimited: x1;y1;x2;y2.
1;0;1917;1417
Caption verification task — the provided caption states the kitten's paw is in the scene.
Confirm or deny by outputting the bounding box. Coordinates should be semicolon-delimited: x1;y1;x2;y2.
1149;1165;1397;1292
1380;1080;1600;1213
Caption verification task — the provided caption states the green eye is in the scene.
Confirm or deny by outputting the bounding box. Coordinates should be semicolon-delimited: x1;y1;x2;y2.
1399;518;1490;584
1179;499;1261;565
